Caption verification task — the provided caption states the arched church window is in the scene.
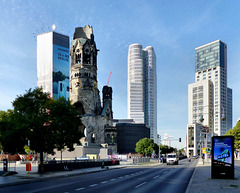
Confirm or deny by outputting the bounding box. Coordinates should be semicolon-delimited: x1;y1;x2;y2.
74;102;85;116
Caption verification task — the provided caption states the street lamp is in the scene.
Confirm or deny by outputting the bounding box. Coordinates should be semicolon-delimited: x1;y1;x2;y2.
199;105;226;161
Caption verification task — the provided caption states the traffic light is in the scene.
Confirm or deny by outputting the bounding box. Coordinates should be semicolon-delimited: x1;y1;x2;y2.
179;138;181;142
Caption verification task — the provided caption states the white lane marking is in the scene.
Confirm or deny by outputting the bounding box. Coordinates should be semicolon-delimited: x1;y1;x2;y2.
89;184;98;187
125;175;129;177
135;182;146;188
153;175;159;179
110;178;116;181
118;176;123;179
101;181;108;184
163;171;169;174
75;187;85;191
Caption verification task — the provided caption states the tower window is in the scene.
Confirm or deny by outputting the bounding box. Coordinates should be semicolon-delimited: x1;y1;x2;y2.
76;53;81;64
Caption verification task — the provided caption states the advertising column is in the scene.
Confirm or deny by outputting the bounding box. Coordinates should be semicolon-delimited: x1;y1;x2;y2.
211;136;234;179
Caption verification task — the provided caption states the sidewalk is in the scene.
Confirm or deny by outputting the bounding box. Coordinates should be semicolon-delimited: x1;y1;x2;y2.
186;159;240;193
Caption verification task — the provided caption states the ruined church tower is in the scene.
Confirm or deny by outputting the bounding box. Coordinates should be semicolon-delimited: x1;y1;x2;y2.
70;26;114;146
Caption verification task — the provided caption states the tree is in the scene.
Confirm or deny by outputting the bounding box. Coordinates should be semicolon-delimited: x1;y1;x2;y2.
0;88;83;172
159;144;176;155
178;148;185;156
12;88;56;171
46;97;83;162
135;138;158;156
0;110;26;154
225;121;240;150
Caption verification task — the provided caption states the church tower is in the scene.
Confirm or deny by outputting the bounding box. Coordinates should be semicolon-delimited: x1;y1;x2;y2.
70;25;101;116
70;25;115;148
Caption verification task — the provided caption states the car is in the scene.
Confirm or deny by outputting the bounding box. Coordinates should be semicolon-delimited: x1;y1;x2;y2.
166;153;179;165
192;156;198;159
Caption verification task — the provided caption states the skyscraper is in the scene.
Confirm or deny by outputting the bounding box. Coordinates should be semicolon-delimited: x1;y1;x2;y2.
37;31;70;99
127;43;157;142
187;40;232;156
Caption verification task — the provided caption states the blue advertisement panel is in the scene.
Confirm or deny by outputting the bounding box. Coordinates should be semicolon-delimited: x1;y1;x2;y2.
52;45;69;100
211;136;234;179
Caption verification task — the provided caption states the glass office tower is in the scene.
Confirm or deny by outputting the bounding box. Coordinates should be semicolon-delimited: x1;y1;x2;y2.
194;40;232;136
128;44;157;142
37;31;69;99
187;40;232;156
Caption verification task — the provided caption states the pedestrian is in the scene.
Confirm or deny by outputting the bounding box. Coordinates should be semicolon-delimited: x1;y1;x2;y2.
202;154;204;165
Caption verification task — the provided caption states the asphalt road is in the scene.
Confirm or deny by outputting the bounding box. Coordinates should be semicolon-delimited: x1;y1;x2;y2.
1;159;197;193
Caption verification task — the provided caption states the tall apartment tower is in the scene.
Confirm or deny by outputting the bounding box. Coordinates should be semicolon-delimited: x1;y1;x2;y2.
37;31;70;99
187;40;232;156
127;44;157;142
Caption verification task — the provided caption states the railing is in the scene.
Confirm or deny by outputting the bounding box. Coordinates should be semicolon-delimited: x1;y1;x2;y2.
132;157;150;164
42;159;119;172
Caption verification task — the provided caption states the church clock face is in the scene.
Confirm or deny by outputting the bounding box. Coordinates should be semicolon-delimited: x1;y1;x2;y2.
74;79;82;89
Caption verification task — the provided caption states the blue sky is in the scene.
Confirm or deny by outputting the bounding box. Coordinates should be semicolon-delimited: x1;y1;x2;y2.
1;0;240;149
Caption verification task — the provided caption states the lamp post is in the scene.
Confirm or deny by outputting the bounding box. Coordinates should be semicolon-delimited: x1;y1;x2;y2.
199;105;226;162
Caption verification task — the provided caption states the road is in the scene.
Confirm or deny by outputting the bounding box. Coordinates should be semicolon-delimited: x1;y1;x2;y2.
1;159;197;193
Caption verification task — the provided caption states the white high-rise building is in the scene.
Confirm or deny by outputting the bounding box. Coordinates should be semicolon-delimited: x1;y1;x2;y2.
37;31;70;99
187;40;232;156
127;43;157;142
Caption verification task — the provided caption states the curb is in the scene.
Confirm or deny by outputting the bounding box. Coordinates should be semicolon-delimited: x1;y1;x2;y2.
185;159;199;193
0;162;160;189
0;165;126;189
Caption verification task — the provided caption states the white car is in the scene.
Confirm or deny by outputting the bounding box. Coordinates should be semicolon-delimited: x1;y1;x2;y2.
166;153;179;165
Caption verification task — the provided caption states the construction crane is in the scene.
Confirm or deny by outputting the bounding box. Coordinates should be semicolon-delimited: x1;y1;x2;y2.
107;72;112;86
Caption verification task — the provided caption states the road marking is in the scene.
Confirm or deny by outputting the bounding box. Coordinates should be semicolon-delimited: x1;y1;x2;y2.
118;176;123;179
163;171;169;174
101;181;108;184
153;175;159;179
125;175;129;177
110;178;116;181
135;182;146;188
89;184;98;187
75;187;85;191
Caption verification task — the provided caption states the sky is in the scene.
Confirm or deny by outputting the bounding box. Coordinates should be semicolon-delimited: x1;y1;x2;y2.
1;0;240;149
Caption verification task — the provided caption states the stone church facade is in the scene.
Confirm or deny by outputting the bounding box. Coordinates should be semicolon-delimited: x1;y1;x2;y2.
69;25;117;154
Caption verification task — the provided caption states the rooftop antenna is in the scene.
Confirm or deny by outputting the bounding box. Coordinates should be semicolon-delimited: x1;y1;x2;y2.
107;72;112;86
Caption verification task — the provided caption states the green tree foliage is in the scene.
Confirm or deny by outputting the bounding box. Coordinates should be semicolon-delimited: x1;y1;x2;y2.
135;138;158;156
0;88;83;171
0;110;26;153
159;144;176;154
225;121;240;150
178;148;185;156
46;97;82;161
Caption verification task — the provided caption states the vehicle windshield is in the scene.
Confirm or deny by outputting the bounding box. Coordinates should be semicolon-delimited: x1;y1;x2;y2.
168;155;176;158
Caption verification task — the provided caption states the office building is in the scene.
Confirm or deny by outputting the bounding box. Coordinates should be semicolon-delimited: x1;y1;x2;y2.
37;31;70;99
187;40;232;156
127;44;157;142
116;123;150;154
